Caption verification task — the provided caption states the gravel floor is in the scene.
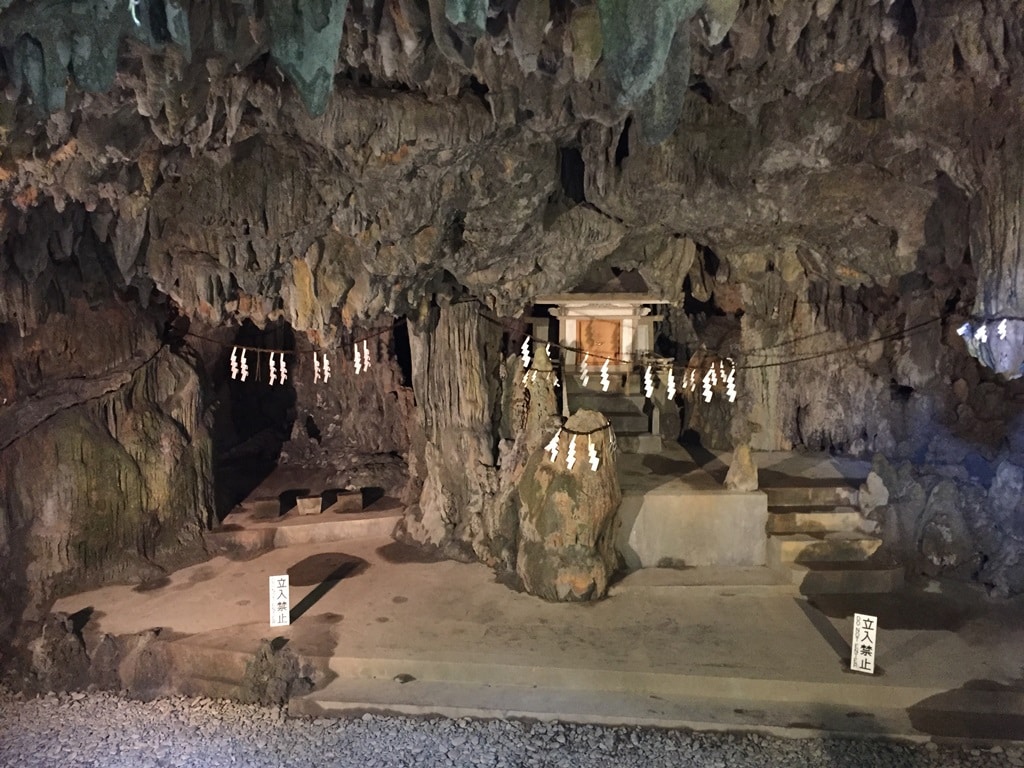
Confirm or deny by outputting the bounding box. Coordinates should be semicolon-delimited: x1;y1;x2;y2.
0;689;1018;768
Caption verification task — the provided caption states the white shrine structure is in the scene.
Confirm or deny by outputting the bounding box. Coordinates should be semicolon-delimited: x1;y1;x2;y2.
529;270;770;573
532;270;669;452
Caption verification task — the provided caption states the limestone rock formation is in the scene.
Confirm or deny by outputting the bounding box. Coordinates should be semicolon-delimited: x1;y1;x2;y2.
1;0;1024;654
516;410;621;601
724;443;758;491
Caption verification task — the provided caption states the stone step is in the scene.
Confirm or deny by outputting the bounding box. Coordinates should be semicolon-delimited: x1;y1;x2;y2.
608;566;795;597
205;509;403;553
783;560;905;595
308;654;946;711
565;377;640;398
289;676;930;735
569;393;646;414
768;532;882;565
603;411;650;434
615;433;663;454
767;507;870;535
290;662;1014;735
763;485;860;508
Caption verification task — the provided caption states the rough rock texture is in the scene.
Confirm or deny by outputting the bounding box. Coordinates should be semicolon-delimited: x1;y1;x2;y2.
724;443;758;492
871;455;1024;598
516;410;621;601
399;301;502;560
238;638;315;706
2;0;1024;634
0;211;213;653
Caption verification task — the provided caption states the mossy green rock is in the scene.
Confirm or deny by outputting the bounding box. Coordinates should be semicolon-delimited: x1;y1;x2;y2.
597;0;703;108
267;0;350;115
445;0;487;35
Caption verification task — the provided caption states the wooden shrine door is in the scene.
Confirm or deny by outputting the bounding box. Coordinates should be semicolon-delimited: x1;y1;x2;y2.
577;318;621;365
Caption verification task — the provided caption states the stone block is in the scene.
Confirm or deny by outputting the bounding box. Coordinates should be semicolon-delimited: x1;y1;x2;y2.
616;489;768;569
295;496;323;516
327;491;363;514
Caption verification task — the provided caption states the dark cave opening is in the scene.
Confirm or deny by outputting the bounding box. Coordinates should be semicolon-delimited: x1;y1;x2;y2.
392;318;413;387
614;118;631;169
852;52;887;120
890;0;918;42
558;145;586;204
211;319;297;520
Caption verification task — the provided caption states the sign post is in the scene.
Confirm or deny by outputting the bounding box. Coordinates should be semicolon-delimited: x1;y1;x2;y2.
850;613;877;674
269;574;291;627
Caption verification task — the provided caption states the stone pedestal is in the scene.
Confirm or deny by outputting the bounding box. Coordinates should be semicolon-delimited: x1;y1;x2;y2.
616;489;768;569
295;496;323;516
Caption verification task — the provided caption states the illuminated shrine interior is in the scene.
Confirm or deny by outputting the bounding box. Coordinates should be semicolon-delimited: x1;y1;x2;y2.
1;0;1023;719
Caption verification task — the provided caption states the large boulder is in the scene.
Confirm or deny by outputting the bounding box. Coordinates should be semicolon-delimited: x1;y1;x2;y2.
516;409;621;601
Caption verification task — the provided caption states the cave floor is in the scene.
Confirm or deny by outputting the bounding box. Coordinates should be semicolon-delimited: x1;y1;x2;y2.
53;531;1024;743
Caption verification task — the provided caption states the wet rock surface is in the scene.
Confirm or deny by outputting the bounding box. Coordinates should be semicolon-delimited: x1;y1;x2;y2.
0;689;1018;768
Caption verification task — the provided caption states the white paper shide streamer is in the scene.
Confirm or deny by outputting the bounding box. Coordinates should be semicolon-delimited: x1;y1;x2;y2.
588;437;599;472
702;368;714;403
545;429;562;462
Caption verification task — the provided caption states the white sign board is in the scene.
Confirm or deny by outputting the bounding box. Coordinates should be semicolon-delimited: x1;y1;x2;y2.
850;613;878;674
269;574;290;627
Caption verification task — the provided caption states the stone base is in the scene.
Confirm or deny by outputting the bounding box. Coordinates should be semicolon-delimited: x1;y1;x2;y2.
615;488;768;569
296;496;323;515
617;434;663;454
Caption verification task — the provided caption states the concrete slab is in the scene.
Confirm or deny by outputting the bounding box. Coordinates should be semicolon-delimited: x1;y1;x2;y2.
50;535;1024;742
767;508;867;534
207;497;403;553
608;566;795;597
769;533;883;564
617;488;768;569
616;443;767;568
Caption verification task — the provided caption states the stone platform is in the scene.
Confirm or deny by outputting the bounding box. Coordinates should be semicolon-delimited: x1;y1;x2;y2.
615;443;769;569
206;466;403;553
51;534;1024;743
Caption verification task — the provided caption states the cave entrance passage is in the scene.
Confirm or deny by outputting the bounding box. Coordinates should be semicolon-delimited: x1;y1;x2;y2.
212;320;297;521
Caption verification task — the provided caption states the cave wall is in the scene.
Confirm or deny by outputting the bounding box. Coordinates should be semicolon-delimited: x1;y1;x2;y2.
0;202;212;649
1;0;1023;606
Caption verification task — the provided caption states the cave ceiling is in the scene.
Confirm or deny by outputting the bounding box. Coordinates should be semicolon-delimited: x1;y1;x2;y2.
0;0;1022;374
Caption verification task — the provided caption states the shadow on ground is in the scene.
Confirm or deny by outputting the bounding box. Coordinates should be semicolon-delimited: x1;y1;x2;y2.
807;590;1003;632
908;678;1024;740
288;552;368;622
